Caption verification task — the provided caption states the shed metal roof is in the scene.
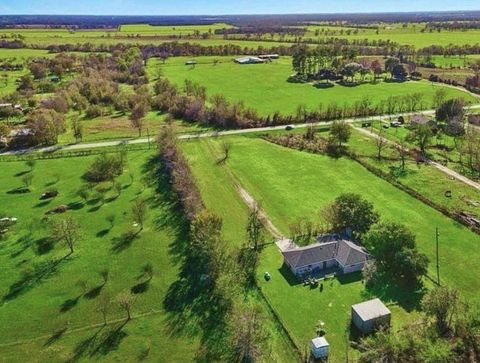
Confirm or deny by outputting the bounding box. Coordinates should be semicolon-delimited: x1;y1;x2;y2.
352;298;391;322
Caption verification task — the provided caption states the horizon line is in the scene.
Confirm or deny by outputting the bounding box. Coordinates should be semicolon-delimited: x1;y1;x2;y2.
2;9;480;17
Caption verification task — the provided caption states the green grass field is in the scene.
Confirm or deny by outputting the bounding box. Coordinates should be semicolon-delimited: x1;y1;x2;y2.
0;150;203;361
181;134;480;362
0;149;296;362
155;56;477;116
304;23;480;48
119;23;233;34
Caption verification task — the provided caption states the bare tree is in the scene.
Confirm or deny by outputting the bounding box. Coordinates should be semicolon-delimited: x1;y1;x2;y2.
21;172;34;189
96;292;111;326
117;292;136;321
375;127;388;161
132;198;147;231
51;217;81;255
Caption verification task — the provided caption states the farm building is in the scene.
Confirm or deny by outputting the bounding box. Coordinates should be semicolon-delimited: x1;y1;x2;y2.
351;298;391;334
310;336;329;359
410;114;430;125
281;234;369;277
234;56;266;64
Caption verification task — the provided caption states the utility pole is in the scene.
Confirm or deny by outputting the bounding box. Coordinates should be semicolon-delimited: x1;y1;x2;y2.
436;228;440;286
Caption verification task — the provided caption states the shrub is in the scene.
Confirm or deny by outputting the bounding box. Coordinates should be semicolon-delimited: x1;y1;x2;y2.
83;154;124;183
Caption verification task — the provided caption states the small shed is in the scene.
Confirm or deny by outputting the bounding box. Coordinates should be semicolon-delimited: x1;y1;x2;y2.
351;298;391;334
310;336;329;359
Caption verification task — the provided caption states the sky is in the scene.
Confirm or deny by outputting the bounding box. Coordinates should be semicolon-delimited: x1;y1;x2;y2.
0;0;479;15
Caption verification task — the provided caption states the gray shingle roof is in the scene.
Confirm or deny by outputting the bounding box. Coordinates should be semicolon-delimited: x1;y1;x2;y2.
282;236;369;269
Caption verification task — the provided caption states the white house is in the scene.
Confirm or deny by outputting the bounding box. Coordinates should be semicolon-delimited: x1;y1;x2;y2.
351;298;391;334
310;336;329;359
281;235;369;277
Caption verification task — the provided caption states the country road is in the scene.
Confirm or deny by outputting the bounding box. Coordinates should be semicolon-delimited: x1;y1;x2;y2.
3;105;480;156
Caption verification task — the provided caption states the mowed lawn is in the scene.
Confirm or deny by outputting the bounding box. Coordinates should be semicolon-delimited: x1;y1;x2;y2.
181;135;480;362
0;150;199;362
155;56;476;116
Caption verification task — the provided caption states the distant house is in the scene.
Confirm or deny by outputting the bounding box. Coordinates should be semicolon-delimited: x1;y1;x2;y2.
468;114;480;126
258;54;279;60
410;114;430;125
281;234;369;277
351;298;391;334
234;56;266;65
310;336;329;359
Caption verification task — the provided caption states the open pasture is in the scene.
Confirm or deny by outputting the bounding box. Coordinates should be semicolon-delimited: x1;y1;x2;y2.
304;23;480;48
155;56;477;116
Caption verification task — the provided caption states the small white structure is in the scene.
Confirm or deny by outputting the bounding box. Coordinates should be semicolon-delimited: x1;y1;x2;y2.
310;336;329;359
351;298;391;334
234;56;266;64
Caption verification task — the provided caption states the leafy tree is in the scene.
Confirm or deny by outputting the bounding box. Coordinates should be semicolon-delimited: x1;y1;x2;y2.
407;124;434;155
50;216;81;255
436;98;465;123
422;286;459;335
83;154;123;183
385;57;400;77
329;121;351;148
392;64;407;80
324;193;379;238
246;203;264;251
189;210;227;281
27;108;66;146
71;115;83;143
364;222;428;285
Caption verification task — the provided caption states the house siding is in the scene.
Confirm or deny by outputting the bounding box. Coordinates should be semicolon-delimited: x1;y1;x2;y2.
294;259;337;276
341;262;365;274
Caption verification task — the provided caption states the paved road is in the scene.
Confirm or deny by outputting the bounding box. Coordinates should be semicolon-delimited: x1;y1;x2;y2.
2;105;480;156
354;126;480;192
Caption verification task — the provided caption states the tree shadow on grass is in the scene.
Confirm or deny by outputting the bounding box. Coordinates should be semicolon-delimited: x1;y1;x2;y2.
34;237;55;255
67;201;84;210
14;170;29;177
60;295;81;313
90;322;128;357
362;277;426;313
10;233;35;258
84;284;105;300
3;257;65;301
96;229;110;238
131;280;150;295
35;200;53;208
142;155;230;359
141;155;190;264
111;230;139;253
43;326;68;347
